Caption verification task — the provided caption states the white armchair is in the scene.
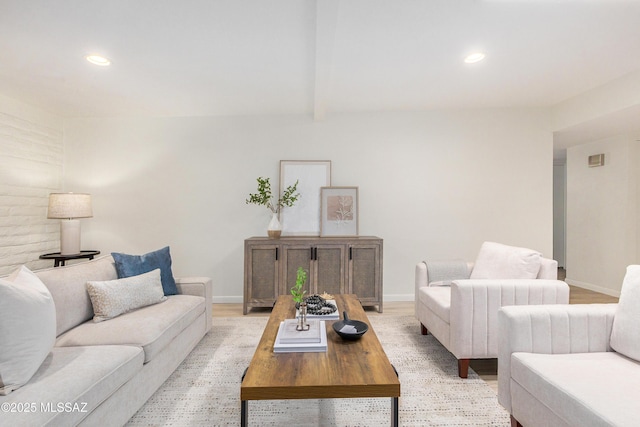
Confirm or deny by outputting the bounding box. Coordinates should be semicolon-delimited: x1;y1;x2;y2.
498;265;639;427
415;242;569;378
498;304;619;427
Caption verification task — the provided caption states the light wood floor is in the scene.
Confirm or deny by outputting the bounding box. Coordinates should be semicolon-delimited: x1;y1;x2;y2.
213;284;618;392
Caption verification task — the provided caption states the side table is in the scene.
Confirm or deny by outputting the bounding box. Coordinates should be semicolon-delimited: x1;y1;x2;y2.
39;250;101;267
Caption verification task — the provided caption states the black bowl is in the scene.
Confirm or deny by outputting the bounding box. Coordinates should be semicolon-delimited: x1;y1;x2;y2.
332;311;368;341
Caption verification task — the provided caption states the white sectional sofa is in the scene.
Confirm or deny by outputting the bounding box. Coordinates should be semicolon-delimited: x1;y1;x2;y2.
0;255;212;426
498;266;640;427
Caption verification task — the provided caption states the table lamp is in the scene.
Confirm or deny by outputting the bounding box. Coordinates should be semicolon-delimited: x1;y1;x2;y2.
47;193;93;255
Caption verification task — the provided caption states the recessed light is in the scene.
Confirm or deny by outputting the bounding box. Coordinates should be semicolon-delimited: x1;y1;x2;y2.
464;52;486;64
85;55;111;66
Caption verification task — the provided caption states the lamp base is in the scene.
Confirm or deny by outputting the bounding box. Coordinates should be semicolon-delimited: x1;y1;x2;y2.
60;219;81;256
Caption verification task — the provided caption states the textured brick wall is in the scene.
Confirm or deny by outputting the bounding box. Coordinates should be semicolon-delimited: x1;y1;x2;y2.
0;110;63;276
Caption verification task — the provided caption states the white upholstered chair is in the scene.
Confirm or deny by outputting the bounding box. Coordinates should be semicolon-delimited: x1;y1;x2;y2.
415;242;570;378
498;265;638;427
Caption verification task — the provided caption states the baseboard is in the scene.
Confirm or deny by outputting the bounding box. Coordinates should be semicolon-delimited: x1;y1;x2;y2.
383;294;415;302
212;294;416;304
212;295;243;304
565;278;621;298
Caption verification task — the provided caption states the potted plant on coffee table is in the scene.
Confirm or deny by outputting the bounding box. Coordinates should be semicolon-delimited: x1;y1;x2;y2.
291;267;309;331
246;177;300;238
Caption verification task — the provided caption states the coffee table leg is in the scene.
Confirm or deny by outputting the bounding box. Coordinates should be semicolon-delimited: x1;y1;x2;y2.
241;367;248;426
391;364;399;426
241;400;248;427
391;397;398;427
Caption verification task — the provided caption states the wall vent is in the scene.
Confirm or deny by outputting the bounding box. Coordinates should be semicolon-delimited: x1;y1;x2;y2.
588;153;605;167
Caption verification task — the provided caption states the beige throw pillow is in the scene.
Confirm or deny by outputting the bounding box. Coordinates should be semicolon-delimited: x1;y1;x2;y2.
610;265;640;362
0;266;56;395
87;268;167;322
470;241;542;280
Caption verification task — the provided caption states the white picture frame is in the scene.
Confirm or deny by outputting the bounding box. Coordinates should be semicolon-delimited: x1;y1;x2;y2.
279;160;331;236
320;186;359;237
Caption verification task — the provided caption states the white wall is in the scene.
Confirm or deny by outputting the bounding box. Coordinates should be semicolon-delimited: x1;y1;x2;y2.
0;94;64;275
63;109;553;302
552;69;640;132
566;136;638;296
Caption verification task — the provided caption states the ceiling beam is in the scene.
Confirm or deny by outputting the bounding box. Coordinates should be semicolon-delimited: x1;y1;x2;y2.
313;0;339;121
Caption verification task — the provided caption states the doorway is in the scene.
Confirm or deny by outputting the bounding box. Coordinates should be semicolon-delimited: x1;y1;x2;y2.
553;161;566;268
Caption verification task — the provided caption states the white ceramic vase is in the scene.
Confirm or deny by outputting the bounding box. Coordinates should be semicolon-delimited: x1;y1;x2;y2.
267;212;282;238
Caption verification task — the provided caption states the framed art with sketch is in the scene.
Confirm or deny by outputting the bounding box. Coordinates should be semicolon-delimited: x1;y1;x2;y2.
320;186;358;237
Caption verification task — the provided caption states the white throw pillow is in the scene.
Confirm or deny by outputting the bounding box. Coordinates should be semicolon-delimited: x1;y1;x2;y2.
87;268;167;322
610;265;640;362
0;266;56;395
470;241;542;280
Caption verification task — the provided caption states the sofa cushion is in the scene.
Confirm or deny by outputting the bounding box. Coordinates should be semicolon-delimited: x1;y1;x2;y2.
36;255;118;336
419;286;451;324
610;265;640;362
470;242;541;280
112;246;178;296
0;345;143;426
0;266;56;395
511;351;639;427
55;294;204;363
87;269;167;322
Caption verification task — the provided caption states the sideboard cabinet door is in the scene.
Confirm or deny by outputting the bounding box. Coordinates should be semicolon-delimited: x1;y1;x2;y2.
281;244;313;296
243;241;279;314
349;242;383;312
313;245;345;296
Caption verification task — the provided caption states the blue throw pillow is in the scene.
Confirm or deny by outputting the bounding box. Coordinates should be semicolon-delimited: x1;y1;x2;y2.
111;246;178;296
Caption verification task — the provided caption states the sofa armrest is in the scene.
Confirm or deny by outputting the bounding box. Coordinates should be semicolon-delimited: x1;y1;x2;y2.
415;261;473;316
415;262;428;316
175;276;212;333
449;279;570;359
537;257;558;279
497;303;617;412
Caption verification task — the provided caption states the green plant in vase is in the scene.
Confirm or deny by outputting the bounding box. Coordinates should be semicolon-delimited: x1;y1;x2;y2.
246;177;300;238
291;267;309;331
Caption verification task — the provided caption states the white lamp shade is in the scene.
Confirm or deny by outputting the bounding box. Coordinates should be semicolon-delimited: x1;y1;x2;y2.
47;193;93;219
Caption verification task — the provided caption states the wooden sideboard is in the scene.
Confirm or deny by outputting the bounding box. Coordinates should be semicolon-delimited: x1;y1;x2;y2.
243;236;383;314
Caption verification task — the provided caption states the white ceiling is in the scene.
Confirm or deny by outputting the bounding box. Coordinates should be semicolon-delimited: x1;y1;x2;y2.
1;0;640;147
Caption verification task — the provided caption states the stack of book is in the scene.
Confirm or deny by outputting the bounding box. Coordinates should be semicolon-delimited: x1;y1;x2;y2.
273;319;327;353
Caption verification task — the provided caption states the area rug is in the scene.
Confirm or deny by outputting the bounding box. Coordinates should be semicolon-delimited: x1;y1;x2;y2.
126;316;510;426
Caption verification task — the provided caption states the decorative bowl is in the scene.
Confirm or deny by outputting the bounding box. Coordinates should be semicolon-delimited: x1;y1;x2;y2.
332;311;368;341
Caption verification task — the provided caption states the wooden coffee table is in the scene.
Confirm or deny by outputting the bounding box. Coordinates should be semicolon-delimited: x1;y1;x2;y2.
240;294;400;426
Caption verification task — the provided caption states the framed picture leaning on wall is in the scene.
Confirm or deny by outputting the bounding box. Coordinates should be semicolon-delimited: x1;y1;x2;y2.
280;160;331;236
320;186;359;237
